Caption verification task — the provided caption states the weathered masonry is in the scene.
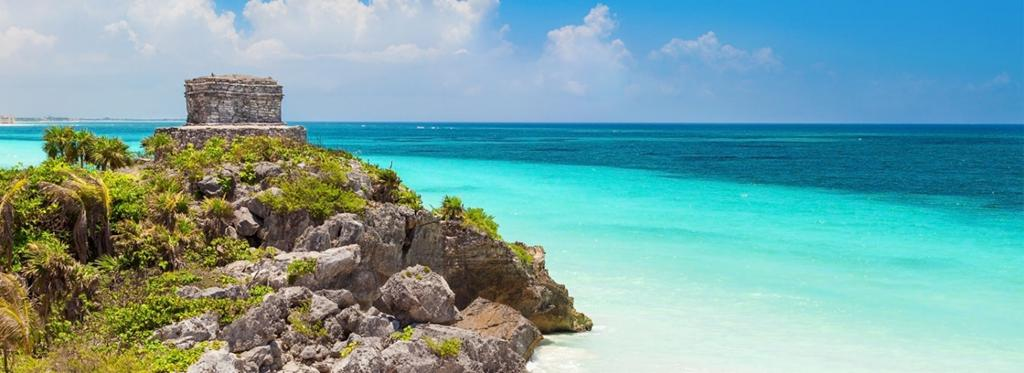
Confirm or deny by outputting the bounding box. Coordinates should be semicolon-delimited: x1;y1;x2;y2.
156;74;306;148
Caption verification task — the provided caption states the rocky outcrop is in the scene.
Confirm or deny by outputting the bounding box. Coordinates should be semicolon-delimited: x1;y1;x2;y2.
221;295;289;353
155;312;219;349
454;298;542;359
376;265;459;325
188;348;245;373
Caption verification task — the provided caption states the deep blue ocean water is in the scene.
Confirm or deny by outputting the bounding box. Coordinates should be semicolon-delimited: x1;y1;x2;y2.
2;122;1023;372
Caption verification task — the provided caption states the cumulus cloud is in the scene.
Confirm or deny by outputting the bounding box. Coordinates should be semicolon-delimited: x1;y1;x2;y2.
653;31;780;72
0;26;55;58
540;4;632;96
243;0;498;61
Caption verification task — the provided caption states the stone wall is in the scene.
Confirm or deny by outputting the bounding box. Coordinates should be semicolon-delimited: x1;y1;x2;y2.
155;125;307;150
185;75;283;125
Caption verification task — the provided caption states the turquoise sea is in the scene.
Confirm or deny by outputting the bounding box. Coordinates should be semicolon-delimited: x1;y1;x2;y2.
2;122;1023;372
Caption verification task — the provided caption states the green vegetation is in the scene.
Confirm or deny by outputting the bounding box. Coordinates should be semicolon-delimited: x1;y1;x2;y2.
508;242;534;265
258;175;365;220
286;258;317;284
0;131;434;372
287;300;326;339
434;196;501;240
435;195;464;221
424;337;462;358
390;325;414;341
339;341;359;358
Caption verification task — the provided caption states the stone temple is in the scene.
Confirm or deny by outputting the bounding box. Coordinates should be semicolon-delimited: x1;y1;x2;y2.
156;74;306;148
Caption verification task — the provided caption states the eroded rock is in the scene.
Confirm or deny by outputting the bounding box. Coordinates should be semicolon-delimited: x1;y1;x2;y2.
377;265;459;325
454;298;542;359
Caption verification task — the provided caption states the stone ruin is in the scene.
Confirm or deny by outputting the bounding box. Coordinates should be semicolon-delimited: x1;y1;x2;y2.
156;74;306;148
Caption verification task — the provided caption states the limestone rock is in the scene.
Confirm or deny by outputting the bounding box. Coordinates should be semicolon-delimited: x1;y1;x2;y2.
238;342;283;373
454;298;542;359
154;312;219;349
254;162;283;180
413;324;526;373
315;289;357;309
280;361;318;373
327;305;397;340
308;294;340;322
221;295;289;352
234;207;261;237
377;265;459;325
187;348;245;373
273;245;360;290
294;213;364;252
197;175;224;197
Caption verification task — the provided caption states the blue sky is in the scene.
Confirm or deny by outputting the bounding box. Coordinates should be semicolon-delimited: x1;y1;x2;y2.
0;0;1021;123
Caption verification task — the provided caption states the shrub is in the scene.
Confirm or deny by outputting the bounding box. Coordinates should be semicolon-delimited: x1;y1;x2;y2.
102;172;147;223
201;197;234;221
258;176;365;220
286;258;317;284
339;341;359;358
463;207;500;240
424;337;462;358
390;325;414;341
508;242;533;265
287;300;326;339
141;133;175;157
185;237;253;268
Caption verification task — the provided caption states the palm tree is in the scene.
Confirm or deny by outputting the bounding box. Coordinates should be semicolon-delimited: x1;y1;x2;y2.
22;236;76;320
41;126;75;161
38;171;112;261
0;273;32;373
87;137;133;170
436;195;464;221
0;178;28;270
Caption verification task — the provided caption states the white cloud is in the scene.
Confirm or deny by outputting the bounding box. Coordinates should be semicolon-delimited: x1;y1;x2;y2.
540;4;632;96
243;0;498;61
653;31;780;72
0;26;55;58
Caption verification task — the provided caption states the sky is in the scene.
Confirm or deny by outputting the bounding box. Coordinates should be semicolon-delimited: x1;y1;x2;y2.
0;0;1021;123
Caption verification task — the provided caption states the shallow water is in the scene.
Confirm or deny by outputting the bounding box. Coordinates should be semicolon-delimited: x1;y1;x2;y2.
3;122;1023;372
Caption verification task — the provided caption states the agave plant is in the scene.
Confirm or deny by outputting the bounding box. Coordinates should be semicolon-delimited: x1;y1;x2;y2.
38;171;112;261
201;197;234;239
0;273;32;373
0;178;28;269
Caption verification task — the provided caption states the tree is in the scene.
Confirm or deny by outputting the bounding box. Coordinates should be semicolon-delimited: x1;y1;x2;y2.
21;235;96;322
0;273;32;373
41;126;76;162
0;178;28;269
38;171;112;261
86;137;132;170
436;195;464;221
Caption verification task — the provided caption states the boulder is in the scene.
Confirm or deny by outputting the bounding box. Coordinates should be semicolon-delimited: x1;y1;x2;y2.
254;162;283;180
346;162;374;199
280;361;318;373
234;207;261;237
273;245;360;290
261;209;314;252
187;348;245;373
293;213;364;252
221;295;289;352
308;294;340;322
315;289;357;309
331;336;386;373
454;298;542;359
154;312;219;349
197;175;224;197
377;265;459;325
412;324;526;373
327;305;397;339
238;342;283;373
